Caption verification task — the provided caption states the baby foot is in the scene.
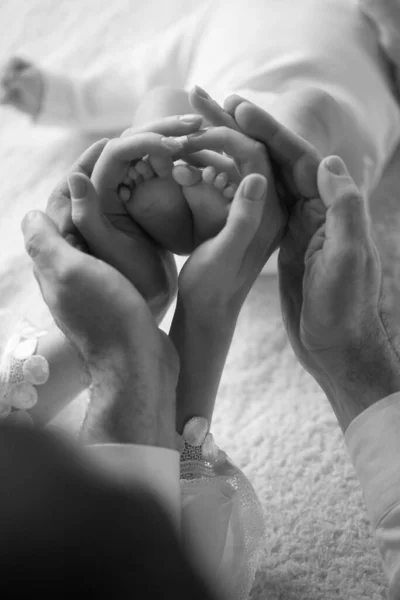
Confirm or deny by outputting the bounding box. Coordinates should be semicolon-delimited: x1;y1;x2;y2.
172;162;237;247
119;155;238;253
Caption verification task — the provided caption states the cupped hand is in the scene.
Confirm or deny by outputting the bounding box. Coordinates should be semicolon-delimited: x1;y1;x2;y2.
21;209;179;379
45;116;203;322
177;172;268;321
21;209;180;447
179;123;287;265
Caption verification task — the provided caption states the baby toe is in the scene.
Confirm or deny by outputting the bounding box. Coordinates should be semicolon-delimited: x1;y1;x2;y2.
213;172;229;190
135;159;155;180
223;183;237;199
118;184;132;202
172;163;203;186
129;165;141;181
148;154;174;178
202;166;216;184
123;175;133;187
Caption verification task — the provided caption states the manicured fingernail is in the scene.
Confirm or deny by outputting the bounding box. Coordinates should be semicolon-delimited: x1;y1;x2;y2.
68;175;87;199
193;85;210;99
243;175;267;201
187;129;207;138
178;114;201;124
21;210;40;232
161;137;183;151
324;156;348;176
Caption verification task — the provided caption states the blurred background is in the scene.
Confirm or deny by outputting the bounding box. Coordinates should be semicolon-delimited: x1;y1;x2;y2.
0;1;398;598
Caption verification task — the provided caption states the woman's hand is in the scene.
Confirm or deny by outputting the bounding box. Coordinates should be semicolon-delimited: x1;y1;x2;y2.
21;210;179;447
178;125;287;310
177;172;268;321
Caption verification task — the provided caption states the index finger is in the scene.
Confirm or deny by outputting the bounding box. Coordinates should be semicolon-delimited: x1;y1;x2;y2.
227;97;321;198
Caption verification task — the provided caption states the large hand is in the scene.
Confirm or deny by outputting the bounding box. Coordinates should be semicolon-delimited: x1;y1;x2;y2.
21;210;179;447
45;117;204;322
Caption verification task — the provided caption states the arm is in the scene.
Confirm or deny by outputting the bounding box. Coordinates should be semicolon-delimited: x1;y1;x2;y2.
344;389;400;600
35;4;210;133
169;295;236;433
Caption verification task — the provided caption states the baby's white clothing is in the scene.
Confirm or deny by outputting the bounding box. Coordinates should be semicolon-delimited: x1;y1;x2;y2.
37;0;400;197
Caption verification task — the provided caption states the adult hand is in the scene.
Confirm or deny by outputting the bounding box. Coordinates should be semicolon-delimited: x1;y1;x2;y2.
188;89;400;430
178;122;287;267
45;116;204;321
21;210;179;447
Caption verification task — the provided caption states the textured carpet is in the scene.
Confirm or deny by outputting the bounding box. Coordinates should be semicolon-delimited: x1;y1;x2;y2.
1;1;399;598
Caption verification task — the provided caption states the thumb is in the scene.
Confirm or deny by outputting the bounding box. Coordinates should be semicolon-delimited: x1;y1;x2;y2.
318;156;370;244
21;210;75;280
68;172;110;246
215;173;267;261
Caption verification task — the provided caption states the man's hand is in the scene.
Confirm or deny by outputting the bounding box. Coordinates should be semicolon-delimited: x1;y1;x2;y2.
188;88;400;431
21;210;179;448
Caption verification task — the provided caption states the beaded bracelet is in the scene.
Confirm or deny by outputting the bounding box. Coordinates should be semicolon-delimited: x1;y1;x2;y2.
176;417;228;481
0;323;49;425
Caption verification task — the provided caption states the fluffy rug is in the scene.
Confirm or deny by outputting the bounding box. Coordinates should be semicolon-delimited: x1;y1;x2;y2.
1;1;400;598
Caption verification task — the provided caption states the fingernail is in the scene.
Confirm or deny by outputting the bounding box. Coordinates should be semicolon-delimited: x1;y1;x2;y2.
243;175;267;201
21;210;40;232
324;156;348;177
68;175;87;199
161;137;183;151
193;85;210;99
178;114;201;124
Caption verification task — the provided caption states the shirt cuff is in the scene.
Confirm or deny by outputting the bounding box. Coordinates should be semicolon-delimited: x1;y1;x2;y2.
86;444;180;532
345;391;400;528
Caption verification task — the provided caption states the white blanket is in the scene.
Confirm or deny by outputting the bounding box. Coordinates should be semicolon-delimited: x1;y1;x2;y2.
1;1;399;598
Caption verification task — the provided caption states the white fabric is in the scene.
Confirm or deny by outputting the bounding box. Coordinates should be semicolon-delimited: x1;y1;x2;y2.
3;2;400;598
345;391;400;600
37;0;400;196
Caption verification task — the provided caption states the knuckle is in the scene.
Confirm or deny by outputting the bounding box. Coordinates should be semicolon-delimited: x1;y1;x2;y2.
24;232;42;260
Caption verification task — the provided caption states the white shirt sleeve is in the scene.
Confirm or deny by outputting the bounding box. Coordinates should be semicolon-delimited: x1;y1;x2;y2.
86;444;180;532
36;3;211;133
345;391;400;599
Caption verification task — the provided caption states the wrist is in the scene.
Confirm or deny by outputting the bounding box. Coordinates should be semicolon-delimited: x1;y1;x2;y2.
174;291;239;332
318;337;400;433
81;342;178;450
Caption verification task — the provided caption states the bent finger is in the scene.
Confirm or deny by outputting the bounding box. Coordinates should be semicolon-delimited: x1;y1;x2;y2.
181;126;269;177
232;99;321;198
189;85;241;130
120;114;203;138
21;211;77;282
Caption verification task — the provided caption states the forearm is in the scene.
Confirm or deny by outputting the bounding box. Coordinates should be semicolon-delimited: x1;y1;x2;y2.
170;295;237;433
80;346;177;449
29;323;90;425
321;334;400;433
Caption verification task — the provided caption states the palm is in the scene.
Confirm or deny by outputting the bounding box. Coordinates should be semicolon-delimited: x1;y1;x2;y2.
278;197;327;378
